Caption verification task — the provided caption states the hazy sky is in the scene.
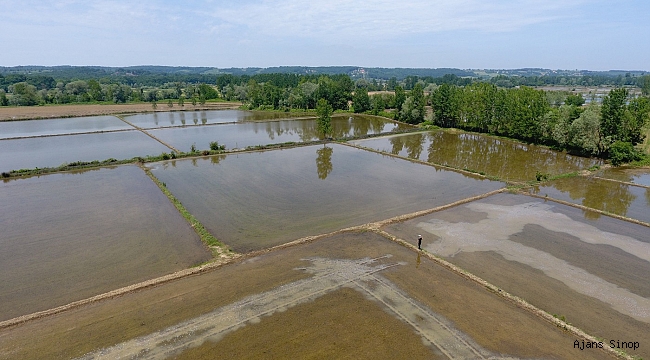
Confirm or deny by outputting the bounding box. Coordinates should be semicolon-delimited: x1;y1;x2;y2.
1;0;648;70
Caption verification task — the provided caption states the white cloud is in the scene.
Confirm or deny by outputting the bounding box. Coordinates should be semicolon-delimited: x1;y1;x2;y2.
202;0;585;40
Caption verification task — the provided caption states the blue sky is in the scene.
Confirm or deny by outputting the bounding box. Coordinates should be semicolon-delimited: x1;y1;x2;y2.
1;0;648;70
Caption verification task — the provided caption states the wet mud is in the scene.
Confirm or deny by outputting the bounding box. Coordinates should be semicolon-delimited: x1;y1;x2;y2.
0;232;614;359
384;192;649;359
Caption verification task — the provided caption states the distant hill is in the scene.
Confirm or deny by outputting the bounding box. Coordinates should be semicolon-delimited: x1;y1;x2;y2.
2;65;645;82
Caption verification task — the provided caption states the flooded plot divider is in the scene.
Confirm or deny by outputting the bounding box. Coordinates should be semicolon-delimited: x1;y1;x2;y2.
523;191;650;228
116;115;179;153
593;175;650;189
0;127;137;141
342;139;500;182
141;166;234;259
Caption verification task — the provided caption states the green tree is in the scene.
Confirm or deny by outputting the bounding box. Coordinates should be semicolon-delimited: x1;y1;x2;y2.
9;82;39;105
198;83;219;100
503;87;548;142
431;83;461;127
623;97;650;144
609;141;641;166
0;90;7;106
400;83;426;124
569;104;602;155
393;85;406;120
316;98;333;139
640;75;650;96
565;93;585;106
601;88;628;143
352;86;370;113
370;93;385;115
179;95;185;107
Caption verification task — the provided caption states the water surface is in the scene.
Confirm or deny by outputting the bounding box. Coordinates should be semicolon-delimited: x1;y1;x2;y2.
0;115;132;139
123;110;311;129
350;131;602;182
0;131;170;172
532;176;650;223
147;115;410;152
149;144;503;252
0;166;211;321
596;167;650;187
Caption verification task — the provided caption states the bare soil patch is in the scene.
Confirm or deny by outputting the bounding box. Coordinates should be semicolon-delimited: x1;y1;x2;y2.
0;102;241;121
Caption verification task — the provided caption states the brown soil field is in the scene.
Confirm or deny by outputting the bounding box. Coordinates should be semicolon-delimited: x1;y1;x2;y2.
0;231;615;359
0;102;241;121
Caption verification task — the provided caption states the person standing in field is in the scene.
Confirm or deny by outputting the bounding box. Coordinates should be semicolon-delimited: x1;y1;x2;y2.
418;235;422;250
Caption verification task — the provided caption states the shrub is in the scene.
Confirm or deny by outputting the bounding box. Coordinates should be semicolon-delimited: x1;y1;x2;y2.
209;141;225;151
609;141;641;166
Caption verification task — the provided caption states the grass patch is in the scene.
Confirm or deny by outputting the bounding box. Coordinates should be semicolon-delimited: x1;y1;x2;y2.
548;171;579;181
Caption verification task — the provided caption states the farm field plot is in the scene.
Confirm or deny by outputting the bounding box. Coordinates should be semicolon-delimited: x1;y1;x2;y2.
146;114;411;152
122;109;311;129
0;115;132;139
383;192;650;360
596;167;650;186
0;130;171;172
350;131;602;182
0;102;240;121
532;176;650;224
0;165;211;321
148;144;503;252
0;232;614;360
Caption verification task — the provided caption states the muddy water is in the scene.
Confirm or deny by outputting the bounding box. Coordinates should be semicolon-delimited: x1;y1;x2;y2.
145;115;411;152
350;131;602;181
532;176;650;223
123;110;311;129
0;165;211;321
384;192;650;359
0;130;171;172
0;115;132;139
148;144;503;252
597;167;650;186
0;232;612;360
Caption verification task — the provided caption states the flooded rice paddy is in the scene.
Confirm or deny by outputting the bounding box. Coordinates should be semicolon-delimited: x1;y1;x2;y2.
0;131;171;172
0;115;131;139
0;112;407;172
145;114;410;152
1;109;646;359
0;232;612;360
350;131;602;182
122;109;310;129
532;176;650;224
596;167;650;186
148;144;503;252
0;166;211;321
384;192;650;360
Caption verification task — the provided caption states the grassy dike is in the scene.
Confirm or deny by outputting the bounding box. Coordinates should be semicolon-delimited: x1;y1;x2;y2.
141;165;236;261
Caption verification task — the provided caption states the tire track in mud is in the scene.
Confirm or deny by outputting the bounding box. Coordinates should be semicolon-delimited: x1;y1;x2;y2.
353;275;492;359
76;256;501;360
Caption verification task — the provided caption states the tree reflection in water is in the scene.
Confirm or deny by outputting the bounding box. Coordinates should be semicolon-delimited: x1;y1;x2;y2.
316;145;333;180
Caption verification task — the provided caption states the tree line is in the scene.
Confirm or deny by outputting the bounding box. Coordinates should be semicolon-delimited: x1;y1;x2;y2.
426;83;649;164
